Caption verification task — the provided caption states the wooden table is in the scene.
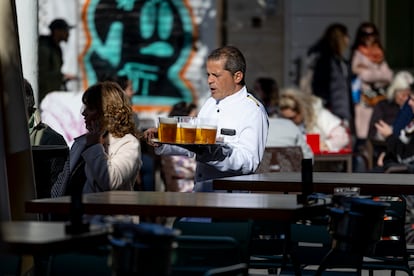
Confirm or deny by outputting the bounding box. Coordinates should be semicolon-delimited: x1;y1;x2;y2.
314;152;353;173
1;221;109;255
25;191;329;221
213;172;414;196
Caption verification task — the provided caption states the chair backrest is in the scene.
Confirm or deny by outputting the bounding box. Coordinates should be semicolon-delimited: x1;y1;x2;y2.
361;195;413;276
31;145;69;199
289;223;333;270
171;235;241;276
172;220;252;264
369;195;408;257
256;146;303;173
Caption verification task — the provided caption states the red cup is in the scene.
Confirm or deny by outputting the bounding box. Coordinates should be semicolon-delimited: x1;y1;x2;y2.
306;133;320;153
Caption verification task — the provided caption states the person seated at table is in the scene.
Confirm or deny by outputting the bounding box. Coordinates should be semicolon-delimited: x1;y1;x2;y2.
372;93;414;173
253;77;313;159
279;87;350;153
25;78;68;199
267;117;314;159
368;71;414;166
25;79;67;146
51;81;142;197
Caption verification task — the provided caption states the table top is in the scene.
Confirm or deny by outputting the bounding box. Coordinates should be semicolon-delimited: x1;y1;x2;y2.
213;172;414;195
1;221;109;255
25;191;328;221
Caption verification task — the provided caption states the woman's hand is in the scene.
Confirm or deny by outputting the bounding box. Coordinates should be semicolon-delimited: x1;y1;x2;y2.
86;120;105;146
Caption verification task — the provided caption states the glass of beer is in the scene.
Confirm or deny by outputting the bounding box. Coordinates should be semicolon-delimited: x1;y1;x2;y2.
177;116;197;144
196;117;218;144
158;117;178;143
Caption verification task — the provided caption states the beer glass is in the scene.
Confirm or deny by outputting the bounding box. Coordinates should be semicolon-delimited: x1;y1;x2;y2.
158;117;178;143
177;116;197;144
196;117;218;144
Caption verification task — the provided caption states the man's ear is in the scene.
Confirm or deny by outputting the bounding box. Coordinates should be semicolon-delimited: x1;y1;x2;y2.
233;71;243;83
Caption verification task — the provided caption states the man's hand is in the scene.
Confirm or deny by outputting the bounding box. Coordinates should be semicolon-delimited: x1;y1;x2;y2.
195;144;233;162
143;127;160;147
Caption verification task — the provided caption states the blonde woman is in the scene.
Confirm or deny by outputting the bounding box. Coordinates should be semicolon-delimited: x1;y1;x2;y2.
51;81;142;196
279;88;350;152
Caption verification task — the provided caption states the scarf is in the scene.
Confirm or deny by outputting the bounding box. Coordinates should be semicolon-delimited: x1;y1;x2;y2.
358;45;384;64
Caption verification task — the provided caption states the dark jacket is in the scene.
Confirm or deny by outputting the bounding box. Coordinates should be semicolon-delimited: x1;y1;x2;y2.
38;35;64;102
311;53;353;124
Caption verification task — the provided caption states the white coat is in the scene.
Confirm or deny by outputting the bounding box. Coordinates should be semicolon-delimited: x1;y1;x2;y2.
156;86;269;191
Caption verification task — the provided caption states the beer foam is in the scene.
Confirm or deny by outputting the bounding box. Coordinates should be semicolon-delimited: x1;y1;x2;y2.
181;123;196;128
198;125;217;129
159;117;177;124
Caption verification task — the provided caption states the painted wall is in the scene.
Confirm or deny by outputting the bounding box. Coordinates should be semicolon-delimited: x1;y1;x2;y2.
38;0;215;145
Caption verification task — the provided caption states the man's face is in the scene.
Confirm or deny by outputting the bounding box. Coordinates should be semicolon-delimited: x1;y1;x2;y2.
56;29;70;42
206;58;241;101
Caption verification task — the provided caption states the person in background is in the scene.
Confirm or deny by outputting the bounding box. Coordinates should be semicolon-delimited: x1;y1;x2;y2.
25;79;67;146
51;81;142;196
160;101;197;192
373;94;414;173
254;76;313;159
279;88;350;153
25;78;68;199
144;45;269;192
306;23;353;125
368;71;414;166
38;18;77;103
266;117;314;160
351;22;393;167
253;77;279;117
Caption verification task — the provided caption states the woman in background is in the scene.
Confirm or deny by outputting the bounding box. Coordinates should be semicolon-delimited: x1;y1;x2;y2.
307;23;353;125
51;81;142;196
279;88;350;153
351;22;393;144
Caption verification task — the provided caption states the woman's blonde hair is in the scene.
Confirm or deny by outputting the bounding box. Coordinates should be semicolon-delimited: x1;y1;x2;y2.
82;81;138;138
279;87;317;131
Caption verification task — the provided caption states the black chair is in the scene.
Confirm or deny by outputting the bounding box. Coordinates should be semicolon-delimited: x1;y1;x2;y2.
315;197;389;276
47;251;112;276
172;220;253;264
256;146;303;173
31;145;69;199
287;222;333;275
252;146;303;273
172;235;242;276
362;195;414;276
248;220;289;274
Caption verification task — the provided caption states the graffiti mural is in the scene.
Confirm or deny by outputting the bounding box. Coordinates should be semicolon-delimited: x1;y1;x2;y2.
80;0;197;108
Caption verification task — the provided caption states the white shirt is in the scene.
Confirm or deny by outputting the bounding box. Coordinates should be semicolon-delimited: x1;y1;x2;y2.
156;86;269;191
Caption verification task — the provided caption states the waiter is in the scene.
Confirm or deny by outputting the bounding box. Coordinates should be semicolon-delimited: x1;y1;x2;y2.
145;46;269;192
